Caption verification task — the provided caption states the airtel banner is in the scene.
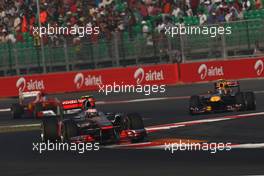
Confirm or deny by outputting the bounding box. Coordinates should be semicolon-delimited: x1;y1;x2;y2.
0;64;179;97
180;57;264;83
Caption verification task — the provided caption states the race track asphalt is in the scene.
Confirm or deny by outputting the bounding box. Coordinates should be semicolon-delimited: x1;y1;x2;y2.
0;79;264;176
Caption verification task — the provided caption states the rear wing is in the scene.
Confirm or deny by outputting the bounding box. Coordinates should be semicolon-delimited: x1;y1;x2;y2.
20;91;41;98
226;81;240;87
62;99;85;110
214;80;240;90
62;99;86;114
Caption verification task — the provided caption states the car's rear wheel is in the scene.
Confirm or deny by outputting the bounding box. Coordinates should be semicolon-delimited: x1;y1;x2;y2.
11;103;24;119
235;92;246;111
42;118;59;142
127;113;145;130
189;95;202;115
126;113;146;143
62;120;78;142
244;92;256;110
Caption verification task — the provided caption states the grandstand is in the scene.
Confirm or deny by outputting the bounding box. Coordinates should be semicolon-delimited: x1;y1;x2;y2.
0;0;263;76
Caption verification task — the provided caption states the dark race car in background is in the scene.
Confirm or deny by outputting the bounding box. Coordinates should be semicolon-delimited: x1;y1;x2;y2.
189;80;256;115
41;99;147;144
11;91;62;119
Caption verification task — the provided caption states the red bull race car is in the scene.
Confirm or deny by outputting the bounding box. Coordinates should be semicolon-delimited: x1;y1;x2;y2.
41;98;147;144
189;80;256;115
11;91;62;119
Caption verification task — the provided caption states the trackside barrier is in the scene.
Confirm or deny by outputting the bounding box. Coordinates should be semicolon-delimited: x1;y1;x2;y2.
0;64;179;98
0;57;263;98
179;57;264;83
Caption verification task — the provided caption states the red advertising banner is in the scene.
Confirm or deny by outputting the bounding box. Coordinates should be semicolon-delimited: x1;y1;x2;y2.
179;57;264;83
1;57;263;98
0;64;179;98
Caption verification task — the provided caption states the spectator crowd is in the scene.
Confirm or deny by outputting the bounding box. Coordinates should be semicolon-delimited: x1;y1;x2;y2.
0;0;263;45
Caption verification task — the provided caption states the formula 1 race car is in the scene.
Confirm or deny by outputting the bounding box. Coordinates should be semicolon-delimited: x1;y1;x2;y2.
189;80;256;115
41;100;147;144
11;91;62;119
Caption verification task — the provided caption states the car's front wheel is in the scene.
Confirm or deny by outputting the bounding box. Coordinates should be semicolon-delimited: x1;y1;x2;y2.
235;92;246;111
125;113;146;143
11;103;24;119
41;118;60;142
62;120;78;142
244;92;256;110
189;95;202;115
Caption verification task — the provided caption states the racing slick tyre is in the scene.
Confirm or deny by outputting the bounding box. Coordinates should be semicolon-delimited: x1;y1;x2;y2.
244;92;256;110
33;103;42;118
127;113;145;130
11;103;24;119
42;118;60;142
189;95;202;115
62;120;78;142
235;92;246;111
126;113;146;143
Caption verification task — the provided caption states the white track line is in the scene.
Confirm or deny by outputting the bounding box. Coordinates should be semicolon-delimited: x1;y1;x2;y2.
0;90;264;111
0;108;10;112
107;112;264;149
146;112;264;132
255;90;264;94
96;96;190;105
97;90;264;105
0;111;264;132
232;143;264;149
0;123;40;129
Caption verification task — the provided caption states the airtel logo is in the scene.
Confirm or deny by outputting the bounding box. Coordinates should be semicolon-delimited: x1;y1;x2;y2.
134;67;164;84
134;68;145;84
198;64;208;80
254;60;264;76
16;77;45;92
16;77;26;92
198;64;224;80
74;73;102;89
74;73;84;89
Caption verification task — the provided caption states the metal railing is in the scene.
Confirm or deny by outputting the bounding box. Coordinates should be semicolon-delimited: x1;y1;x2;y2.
0;19;263;76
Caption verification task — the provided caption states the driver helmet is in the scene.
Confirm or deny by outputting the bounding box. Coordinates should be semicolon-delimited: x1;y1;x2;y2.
81;96;96;108
85;108;98;118
82;99;94;110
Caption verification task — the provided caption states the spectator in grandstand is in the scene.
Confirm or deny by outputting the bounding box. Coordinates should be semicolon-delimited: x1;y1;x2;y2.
198;11;207;25
255;0;263;9
242;0;252;11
